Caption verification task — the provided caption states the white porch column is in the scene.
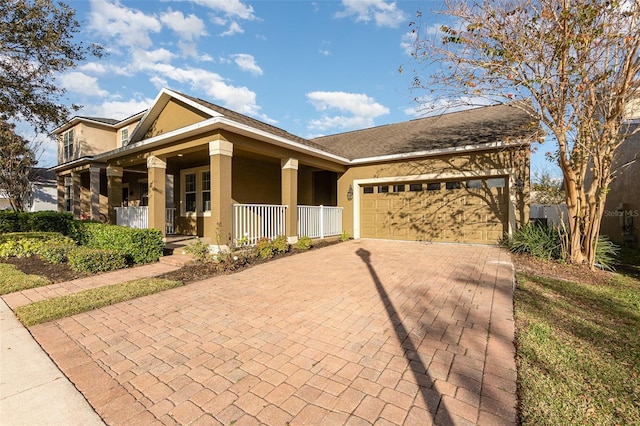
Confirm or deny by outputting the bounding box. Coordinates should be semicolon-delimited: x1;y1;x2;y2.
147;155;167;236
281;158;298;244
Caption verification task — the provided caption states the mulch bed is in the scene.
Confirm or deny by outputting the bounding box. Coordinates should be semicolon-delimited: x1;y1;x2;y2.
2;256;86;283
1;239;342;286
159;238;342;284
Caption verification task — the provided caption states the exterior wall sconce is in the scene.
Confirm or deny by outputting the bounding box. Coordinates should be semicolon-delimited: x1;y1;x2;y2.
347;184;354;201
515;177;524;193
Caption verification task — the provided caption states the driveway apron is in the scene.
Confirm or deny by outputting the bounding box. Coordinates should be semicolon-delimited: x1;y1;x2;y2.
29;240;517;425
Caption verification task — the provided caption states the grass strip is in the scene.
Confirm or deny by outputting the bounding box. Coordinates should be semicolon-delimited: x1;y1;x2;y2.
16;278;182;327
0;263;51;295
515;272;640;425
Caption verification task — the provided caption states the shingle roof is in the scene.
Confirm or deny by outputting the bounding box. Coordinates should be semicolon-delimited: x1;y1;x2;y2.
76;116;120;125
177;92;345;156
28;167;56;183
312;104;538;160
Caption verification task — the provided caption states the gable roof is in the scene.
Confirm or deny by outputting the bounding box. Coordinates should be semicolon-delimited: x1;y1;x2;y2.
51;111;146;135
312;103;537;161
128;88;343;156
28;168;56;184
177;92;343;156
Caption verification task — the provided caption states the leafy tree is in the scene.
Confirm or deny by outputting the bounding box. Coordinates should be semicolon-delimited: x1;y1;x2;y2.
0;0;103;132
531;169;565;205
0;120;37;211
408;0;640;268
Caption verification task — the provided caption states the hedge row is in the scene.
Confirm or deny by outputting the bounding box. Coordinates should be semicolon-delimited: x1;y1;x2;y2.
0;211;73;235
0;232;130;274
72;222;164;264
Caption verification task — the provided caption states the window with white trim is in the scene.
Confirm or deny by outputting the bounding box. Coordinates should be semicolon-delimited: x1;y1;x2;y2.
121;128;129;145
202;171;211;212
185;173;196;213
62;129;74;160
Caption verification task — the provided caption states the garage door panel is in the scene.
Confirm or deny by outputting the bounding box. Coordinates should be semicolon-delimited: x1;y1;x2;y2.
360;178;507;244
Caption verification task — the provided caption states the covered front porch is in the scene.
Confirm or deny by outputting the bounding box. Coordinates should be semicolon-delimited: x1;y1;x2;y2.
62;133;346;250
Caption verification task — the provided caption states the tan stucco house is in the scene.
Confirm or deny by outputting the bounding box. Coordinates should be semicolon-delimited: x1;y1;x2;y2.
51;88;534;249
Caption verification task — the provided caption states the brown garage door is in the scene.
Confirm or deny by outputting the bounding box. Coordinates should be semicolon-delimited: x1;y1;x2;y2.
360;178;508;244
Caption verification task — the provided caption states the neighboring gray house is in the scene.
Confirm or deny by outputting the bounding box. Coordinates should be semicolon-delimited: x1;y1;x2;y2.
0;168;58;212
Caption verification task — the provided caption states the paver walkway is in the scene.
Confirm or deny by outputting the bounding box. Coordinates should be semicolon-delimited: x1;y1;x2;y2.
26;240;517;425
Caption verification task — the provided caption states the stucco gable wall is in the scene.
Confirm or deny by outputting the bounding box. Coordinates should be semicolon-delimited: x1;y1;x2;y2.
58;123;117;163
144;99;210;139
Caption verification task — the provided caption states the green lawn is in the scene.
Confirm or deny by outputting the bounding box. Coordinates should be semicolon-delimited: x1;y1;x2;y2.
0;263;51;295
515;270;640;425
16;278;182;326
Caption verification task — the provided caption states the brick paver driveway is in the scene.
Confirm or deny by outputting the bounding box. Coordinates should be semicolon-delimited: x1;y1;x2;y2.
31;240;517;425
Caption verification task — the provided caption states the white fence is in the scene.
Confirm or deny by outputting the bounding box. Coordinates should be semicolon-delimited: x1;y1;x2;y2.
233;204;287;246
530;204;569;227
115;206;176;234
298;205;343;239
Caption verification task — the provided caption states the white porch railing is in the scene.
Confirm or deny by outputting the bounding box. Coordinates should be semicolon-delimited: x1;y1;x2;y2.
115;206;148;229
233;204;287;246
115;206;176;235
298;205;343;239
165;208;175;235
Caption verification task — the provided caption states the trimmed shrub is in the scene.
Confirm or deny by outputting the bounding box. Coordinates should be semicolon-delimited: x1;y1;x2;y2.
0;211;73;235
296;236;312;250
0;233;75;260
38;239;77;264
0;211;21;233
68;247;128;274
256;237;274;259
182;238;212;262
72;222;164;264
272;235;289;254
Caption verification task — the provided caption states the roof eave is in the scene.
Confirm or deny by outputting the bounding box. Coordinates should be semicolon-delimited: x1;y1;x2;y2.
96;116;351;165
49;156;95;172
349;139;531;165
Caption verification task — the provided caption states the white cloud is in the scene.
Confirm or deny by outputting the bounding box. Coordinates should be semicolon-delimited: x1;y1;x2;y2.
140;63;264;117
403;95;494;117
308;115;376;132
78;62;108;74
192;0;256;20
220;21;244;37
307;91;389;131
59;72;109;97
308;91;389;116
89;0;162;49
231;54;263;75
80;98;153;120
128;48;176;72
160;9;206;41
336;0;407;28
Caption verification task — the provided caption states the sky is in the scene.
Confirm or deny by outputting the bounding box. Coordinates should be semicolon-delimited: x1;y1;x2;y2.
32;0;553;174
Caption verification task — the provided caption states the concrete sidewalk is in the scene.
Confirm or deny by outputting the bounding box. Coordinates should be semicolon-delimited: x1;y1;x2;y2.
0;299;104;425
